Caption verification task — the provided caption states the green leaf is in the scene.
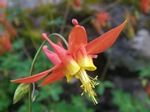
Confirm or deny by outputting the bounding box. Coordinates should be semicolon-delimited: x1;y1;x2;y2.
135;64;150;78
97;83;105;95
50;84;63;101
141;79;148;87
13;83;30;104
71;95;86;108
32;90;39;102
103;81;114;88
12;39;24;50
0;89;11;111
36;82;63;102
112;89;149;112
47;17;64;26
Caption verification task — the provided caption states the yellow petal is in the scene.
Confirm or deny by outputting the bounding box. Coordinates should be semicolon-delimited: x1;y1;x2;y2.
76;46;96;71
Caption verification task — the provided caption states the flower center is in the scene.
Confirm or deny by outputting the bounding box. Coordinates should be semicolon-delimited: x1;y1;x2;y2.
76;68;99;104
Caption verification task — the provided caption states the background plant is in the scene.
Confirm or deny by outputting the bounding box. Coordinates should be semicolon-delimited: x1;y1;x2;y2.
1;0;150;111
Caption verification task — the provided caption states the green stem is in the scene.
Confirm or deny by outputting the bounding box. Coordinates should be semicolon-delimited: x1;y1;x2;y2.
48;33;68;47
28;40;46;112
100;49;112;81
28;33;67;112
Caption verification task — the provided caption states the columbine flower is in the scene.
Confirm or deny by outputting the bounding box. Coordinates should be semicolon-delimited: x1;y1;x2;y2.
124;12;136;39
146;83;150;99
2;33;11;51
11;19;127;104
73;0;81;7
0;17;17;38
0;33;11;54
140;0;150;13
91;19;102;33
95;11;111;27
0;0;6;8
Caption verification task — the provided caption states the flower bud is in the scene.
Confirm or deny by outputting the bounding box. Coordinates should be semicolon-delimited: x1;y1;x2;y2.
13;83;30;104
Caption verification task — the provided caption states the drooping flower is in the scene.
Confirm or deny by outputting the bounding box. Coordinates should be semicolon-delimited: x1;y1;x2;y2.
92;11;111;34
0;32;11;54
0;40;4;54
124;12;136;39
0;17;16;54
95;11;111;27
146;83;150;99
91;19;102;34
0;17;17;38
130;14;136;26
11;19;127;104
140;0;150;13
73;0;81;7
2;33;11;51
0;0;6;8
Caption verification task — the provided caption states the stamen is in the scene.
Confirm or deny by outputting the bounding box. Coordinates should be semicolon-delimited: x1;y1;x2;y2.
81;92;84;96
77;68;98;104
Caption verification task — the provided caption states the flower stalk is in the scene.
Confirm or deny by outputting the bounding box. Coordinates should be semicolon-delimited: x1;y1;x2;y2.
27;33;68;112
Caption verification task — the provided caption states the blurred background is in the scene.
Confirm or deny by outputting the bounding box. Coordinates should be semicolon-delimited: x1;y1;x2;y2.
1;0;150;111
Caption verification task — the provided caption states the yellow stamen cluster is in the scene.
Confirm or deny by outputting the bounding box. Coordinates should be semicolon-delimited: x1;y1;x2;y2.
76;68;99;104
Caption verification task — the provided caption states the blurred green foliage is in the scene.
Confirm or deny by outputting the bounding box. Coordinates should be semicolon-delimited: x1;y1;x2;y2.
0;0;150;111
135;64;150;78
97;80;114;95
112;89;150;112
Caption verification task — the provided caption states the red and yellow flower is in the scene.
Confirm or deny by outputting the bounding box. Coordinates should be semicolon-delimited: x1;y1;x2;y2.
146;83;150;99
0;17;17;38
95;11;111;27
140;0;150;13
0;16;16;54
0;0;6;8
92;11;111;34
73;0;81;7
91;18;102;34
11;19;127;104
0;32;11;54
124;12;136;39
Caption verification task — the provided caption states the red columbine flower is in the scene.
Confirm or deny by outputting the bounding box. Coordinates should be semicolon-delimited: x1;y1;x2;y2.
91;19;102;33
0;0;6;8
0;32;11;54
11;19;127;104
95;11;111;27
2;33;11;51
0;38;4;54
130;14;136;26
0;17;17;38
124;12;136;39
73;0;81;7
140;0;150;13
146;83;150;99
